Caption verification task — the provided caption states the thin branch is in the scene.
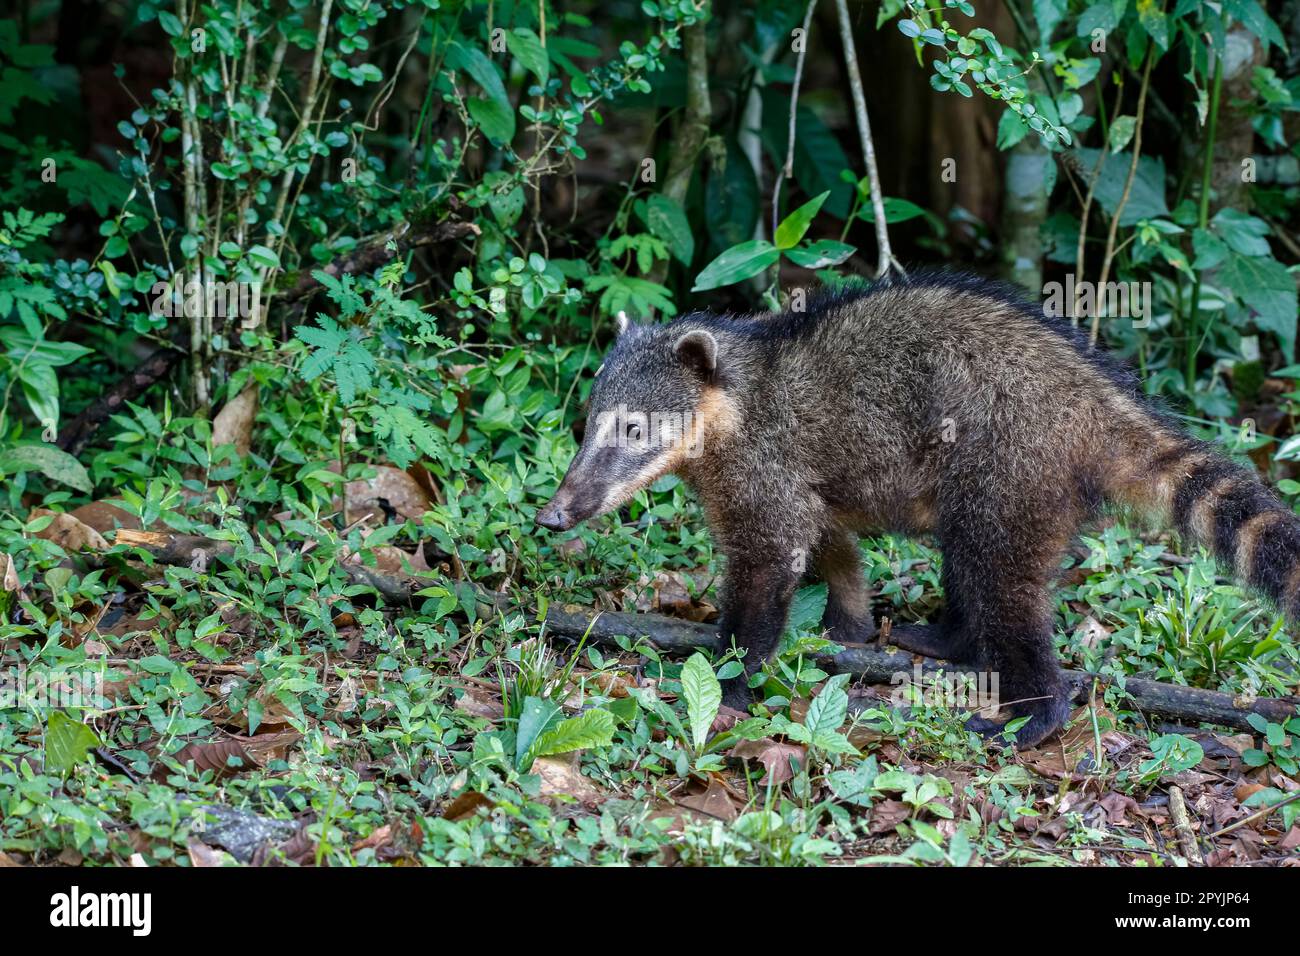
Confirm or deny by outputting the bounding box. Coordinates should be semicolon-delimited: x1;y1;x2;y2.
771;0;817;239
834;0;898;278
1090;46;1155;348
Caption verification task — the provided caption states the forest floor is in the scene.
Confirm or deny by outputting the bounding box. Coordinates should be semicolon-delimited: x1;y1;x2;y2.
4;464;1299;868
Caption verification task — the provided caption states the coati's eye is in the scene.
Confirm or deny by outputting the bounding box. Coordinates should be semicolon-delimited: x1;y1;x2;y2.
626;421;643;442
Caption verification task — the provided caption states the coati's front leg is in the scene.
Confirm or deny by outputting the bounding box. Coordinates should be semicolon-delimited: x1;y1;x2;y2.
716;550;804;710
813;529;877;643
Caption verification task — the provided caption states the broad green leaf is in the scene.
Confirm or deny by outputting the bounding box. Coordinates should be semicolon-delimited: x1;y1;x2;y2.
0;443;91;492
1107;115;1136;153
680;652;721;751
157;10;184;36
774;191;829;249
515;695;562;770
692;240;779;292
533;709;616;759
447;41;516;143
787;583;827;634
759;93;854;219
857;196;930;224
506;28;549;82
644;194;694;265
1211;208;1271;257
0;328;92;367
785;239;856;269
805;673;850;742
45;711;101;776
1075;148;1169;225
1217;253;1299;361
18;362;58;432
704;137;759;254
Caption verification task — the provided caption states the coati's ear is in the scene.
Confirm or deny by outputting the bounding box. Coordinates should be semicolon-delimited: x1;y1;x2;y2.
673;329;718;378
615;310;631;336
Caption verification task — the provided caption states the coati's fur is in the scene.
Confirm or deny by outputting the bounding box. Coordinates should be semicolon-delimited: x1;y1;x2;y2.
537;271;1300;747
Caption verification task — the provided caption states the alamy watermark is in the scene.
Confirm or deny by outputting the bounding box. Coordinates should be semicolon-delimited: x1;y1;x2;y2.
149;272;262;328
1042;274;1152;328
0;665;105;709
889;662;1000;712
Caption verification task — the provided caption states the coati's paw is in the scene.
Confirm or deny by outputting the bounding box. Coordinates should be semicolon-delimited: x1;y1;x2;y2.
965;695;1071;749
824;616;878;644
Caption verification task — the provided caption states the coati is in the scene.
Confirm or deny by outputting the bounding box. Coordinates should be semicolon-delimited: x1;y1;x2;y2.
536;271;1300;747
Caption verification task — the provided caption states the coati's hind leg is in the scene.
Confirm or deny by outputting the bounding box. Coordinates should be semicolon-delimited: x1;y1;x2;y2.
813;529;877;643
938;498;1075;748
885;560;980;664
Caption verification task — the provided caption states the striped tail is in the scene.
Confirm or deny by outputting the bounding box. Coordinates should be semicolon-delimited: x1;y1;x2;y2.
1130;433;1300;618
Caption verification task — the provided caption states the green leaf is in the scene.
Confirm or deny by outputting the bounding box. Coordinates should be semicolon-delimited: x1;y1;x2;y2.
759;93;854;219
447;41;516;143
857;196;930;224
704;137;759;254
247;244;280;268
644;194;694;265
294;315;375;404
18;362;58;432
1224;0;1286;52
157;10;184;37
0;443;92;492
1212;208;1271;257
1075;148;1169;225
774;191;829;249
515;695;562;770
532;709;616;760
785;239;856;269
1107;115;1136;153
506;28;549;82
1217;253;1299;361
787;583;828;634
680;652;721;752
45;711;101;776
692;240;779;292
805;674;850;744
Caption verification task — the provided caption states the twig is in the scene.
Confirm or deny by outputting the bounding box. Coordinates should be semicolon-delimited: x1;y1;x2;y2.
834;0;898;278
1212;789;1300;839
771;0;817;238
1090;46;1155;347
1167;785;1204;865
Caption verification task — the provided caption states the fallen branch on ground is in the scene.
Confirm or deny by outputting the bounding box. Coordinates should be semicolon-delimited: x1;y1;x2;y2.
542;607;1300;733
98;535;1300;734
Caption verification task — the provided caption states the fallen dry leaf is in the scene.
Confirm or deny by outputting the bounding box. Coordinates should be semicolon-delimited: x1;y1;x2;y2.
211;384;259;457
186;838;232;867
533;755;607;805
338;463;433;525
675;775;739;822
868;798;911;835
156;739;257;780
730;737;806;785
67;500;142;535
30;509;109;552
441;790;494;822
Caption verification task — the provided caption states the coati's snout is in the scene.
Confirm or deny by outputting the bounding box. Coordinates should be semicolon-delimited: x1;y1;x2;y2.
536;314;727;532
